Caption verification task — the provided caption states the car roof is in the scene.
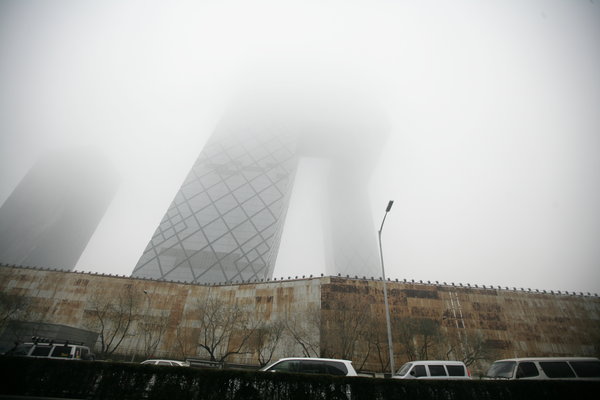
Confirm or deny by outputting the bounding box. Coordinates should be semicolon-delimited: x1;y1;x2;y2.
493;357;599;362
274;357;353;363
23;342;86;347
404;360;466;365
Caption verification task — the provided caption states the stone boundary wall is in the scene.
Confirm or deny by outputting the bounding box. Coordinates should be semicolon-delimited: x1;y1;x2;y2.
321;277;600;372
0;264;322;365
1;264;599;373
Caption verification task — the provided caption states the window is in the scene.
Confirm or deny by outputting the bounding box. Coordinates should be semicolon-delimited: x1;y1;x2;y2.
539;362;575;378
76;347;89;359
428;365;447;376
30;346;52;357
269;360;299;373
569;361;600;378
324;361;348;376
486;361;516;378
299;361;326;374
50;345;72;358
447;365;466;376
412;365;427;377
516;362;539;378
157;361;171;366
397;363;413;376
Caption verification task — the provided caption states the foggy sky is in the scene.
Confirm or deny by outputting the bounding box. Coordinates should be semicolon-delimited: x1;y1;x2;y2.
1;0;599;294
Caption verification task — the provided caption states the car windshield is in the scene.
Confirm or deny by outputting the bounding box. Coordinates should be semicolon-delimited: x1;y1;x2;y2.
486;361;516;378
265;360;299;373
397;362;413;376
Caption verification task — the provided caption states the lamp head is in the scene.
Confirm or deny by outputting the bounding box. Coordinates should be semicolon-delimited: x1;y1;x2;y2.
385;200;394;212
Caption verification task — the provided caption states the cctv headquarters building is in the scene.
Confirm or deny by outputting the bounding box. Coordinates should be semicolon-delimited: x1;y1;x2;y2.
131;97;388;284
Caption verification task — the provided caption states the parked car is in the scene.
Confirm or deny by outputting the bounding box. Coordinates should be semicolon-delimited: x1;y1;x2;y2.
485;357;600;380
260;357;358;376
260;357;356;400
4;340;94;360
393;360;471;379
141;359;190;367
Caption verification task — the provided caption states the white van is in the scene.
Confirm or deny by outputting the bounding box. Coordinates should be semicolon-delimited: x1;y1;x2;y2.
485;357;600;380
5;341;94;360
393;360;471;379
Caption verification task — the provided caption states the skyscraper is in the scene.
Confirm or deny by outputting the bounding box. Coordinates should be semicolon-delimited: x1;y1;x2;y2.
132;94;388;283
0;148;119;270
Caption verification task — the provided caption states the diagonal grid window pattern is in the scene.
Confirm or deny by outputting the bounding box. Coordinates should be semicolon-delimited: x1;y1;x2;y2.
132;124;298;284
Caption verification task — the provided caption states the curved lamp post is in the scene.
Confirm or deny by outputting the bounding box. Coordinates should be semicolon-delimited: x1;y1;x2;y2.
378;200;395;376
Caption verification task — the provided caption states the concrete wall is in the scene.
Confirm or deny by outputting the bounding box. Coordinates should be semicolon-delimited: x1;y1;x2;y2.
321;277;600;373
1;265;598;374
0;265;321;365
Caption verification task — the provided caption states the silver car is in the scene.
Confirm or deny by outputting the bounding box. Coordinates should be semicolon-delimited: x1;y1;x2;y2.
141;359;189;367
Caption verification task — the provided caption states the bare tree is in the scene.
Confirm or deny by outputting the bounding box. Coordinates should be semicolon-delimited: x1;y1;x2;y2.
395;317;418;361
415;318;442;360
85;285;141;358
0;293;34;347
137;311;170;359
360;316;390;372
252;319;286;366
394;317;442;361
0;293;29;330
321;303;371;360
444;330;496;367
174;321;197;360
191;295;257;362
284;306;320;358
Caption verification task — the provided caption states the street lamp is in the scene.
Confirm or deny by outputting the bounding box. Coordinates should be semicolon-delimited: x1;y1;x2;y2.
378;200;395;376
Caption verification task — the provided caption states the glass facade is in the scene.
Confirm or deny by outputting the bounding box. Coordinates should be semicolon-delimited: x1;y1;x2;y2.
132;98;386;284
0;149;118;270
132;120;299;283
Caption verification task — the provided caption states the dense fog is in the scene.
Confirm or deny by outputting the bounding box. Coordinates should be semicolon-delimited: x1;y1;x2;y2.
0;0;599;293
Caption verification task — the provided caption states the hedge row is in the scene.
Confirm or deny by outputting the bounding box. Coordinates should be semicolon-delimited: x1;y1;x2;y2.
0;357;598;400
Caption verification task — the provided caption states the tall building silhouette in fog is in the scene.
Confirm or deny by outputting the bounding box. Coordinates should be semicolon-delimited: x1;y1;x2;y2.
0;149;118;270
132;93;388;284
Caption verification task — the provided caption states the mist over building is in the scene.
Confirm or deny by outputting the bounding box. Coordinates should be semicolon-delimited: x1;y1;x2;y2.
0;148;119;270
132;91;389;283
